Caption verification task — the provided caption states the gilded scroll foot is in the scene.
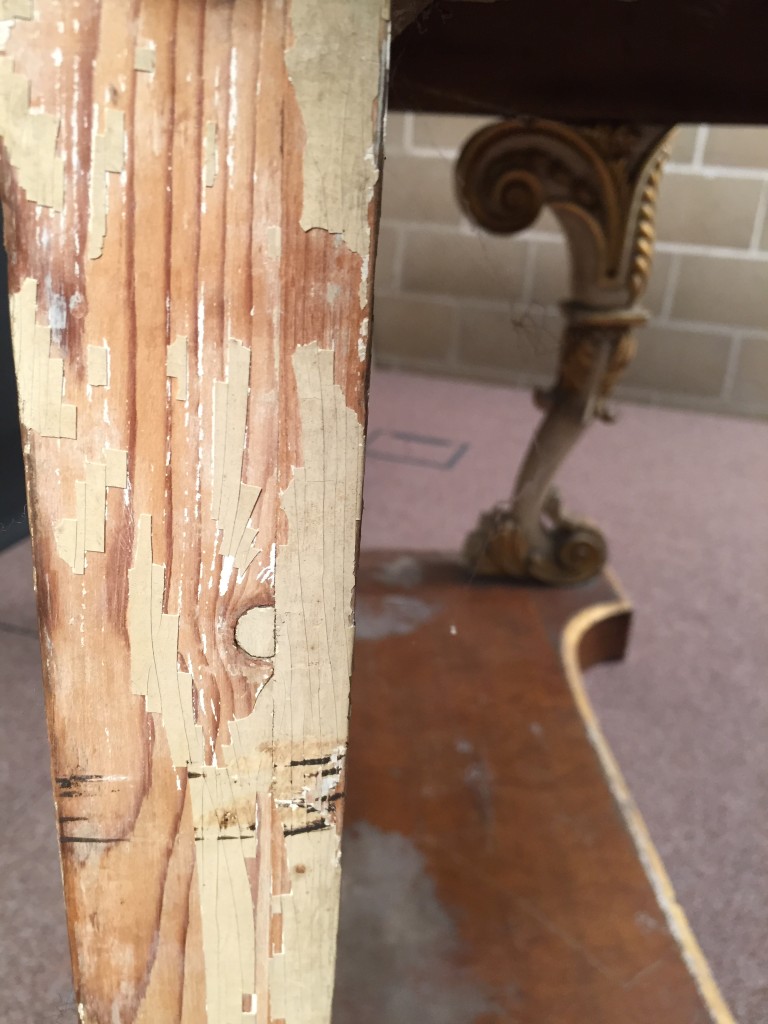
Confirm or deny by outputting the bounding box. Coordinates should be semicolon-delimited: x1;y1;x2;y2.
463;489;607;586
456;118;673;584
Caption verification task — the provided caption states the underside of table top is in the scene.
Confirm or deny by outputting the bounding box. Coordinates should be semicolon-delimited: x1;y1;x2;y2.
389;0;768;125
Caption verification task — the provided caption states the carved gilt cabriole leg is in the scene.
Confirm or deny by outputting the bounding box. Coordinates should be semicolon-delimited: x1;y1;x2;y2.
457;120;674;585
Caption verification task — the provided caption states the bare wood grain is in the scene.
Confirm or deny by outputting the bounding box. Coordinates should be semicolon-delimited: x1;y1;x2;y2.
0;2;389;1022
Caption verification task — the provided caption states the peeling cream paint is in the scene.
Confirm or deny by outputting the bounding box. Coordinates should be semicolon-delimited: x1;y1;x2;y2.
223;342;364;761
123;342;363;1023
55;449;128;573
284;0;388;256
0;0;32;16
212;340;262;571
189;769;260;1022
277;341;364;688
0;55;64;209
222;342;364;1024
10;277;77;437
203;120;217;188
127;514;205;765
87;106;125;259
127;514;265;1021
104;448;128;488
166;334;188;400
134;46;156;74
269;829;343;1022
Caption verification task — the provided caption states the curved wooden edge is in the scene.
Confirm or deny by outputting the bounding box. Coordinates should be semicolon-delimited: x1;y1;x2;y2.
562;576;737;1024
345;551;733;1021
572;568;632;673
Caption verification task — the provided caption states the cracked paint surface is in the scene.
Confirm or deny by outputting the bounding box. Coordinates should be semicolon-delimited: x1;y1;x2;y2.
1;2;386;1022
285;0;389;257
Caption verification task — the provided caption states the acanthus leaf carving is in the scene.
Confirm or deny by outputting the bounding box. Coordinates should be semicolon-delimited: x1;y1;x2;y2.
457;118;674;585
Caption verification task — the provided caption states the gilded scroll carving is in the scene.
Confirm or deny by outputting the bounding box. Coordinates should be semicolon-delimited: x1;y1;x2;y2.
457;118;673;585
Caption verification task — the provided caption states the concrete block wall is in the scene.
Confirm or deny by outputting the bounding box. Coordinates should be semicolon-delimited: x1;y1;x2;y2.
373;114;768;417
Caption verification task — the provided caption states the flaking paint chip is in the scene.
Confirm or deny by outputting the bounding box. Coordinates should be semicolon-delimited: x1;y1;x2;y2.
204;121;218;188
87;344;108;386
134;47;156;73
166;335;188;400
59;403;77;438
105;448;128;489
1;0;32;16
0;62;64;208
87;107;125;259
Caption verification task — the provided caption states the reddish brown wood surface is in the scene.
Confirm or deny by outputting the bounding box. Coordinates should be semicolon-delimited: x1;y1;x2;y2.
339;553;730;1023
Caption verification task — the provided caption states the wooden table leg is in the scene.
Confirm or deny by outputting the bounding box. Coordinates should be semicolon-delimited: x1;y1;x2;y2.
1;2;389;1021
457;119;674;585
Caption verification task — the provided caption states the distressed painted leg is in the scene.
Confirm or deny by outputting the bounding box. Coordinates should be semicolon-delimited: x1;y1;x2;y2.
457;119;674;584
1;2;388;1022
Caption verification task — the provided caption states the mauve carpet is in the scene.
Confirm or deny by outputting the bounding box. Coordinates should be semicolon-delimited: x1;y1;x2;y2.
1;368;766;1023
